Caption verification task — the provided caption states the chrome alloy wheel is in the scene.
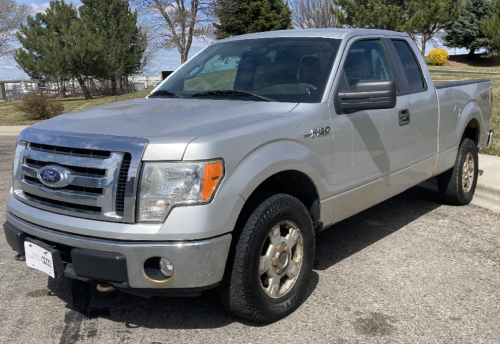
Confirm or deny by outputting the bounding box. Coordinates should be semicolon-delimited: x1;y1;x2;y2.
462;152;475;193
259;220;304;299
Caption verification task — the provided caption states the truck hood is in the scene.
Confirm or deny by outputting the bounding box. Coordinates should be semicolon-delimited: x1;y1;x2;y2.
31;98;298;160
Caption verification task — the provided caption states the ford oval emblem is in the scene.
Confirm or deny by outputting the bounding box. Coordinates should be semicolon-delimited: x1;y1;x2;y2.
38;165;70;188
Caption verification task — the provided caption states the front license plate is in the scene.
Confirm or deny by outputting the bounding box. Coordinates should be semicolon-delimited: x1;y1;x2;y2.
24;241;55;278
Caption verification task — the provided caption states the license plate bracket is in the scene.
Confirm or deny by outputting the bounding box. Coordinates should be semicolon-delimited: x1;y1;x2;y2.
24;238;64;278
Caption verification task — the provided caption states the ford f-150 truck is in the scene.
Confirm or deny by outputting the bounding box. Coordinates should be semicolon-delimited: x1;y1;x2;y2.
4;29;494;323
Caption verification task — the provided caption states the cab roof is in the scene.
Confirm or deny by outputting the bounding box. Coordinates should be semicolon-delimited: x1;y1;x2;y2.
219;29;409;43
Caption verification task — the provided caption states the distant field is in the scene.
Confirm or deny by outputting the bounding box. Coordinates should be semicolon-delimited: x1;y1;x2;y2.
0;88;152;126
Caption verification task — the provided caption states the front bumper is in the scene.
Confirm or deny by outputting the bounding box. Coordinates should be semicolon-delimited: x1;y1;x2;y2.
486;130;494;149
4;211;232;290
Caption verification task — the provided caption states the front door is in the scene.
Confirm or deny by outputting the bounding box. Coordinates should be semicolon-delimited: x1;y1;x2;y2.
330;38;411;223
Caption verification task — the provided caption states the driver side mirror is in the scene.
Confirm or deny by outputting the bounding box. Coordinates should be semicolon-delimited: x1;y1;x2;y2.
339;80;396;113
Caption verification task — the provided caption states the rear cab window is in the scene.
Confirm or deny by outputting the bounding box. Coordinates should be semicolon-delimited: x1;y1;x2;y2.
391;40;425;92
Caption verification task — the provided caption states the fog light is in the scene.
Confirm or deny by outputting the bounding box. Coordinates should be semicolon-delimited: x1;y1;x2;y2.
159;258;174;277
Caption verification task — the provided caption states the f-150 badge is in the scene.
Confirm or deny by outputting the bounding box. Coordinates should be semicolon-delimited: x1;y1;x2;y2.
303;126;331;138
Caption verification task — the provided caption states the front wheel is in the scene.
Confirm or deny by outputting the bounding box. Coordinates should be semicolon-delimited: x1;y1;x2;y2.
219;194;315;323
437;138;479;205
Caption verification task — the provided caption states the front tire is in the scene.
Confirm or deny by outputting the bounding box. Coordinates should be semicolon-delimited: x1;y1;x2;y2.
219;194;315;323
437;138;479;205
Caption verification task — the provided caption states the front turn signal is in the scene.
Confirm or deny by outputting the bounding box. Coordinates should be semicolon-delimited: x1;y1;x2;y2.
202;161;224;201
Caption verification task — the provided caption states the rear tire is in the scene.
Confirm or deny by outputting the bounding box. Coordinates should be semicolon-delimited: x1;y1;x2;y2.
437;138;478;205
219;194;315;323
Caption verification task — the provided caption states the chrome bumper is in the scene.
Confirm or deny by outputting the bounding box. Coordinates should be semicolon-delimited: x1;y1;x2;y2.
486;130;494;149
5;211;231;289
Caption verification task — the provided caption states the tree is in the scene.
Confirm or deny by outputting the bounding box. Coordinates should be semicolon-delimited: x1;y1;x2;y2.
289;0;338;28
15;0;100;99
333;0;464;56
482;0;500;51
444;0;493;59
213;0;292;40
0;0;29;59
406;0;465;56
79;0;147;95
332;0;409;31
132;0;212;63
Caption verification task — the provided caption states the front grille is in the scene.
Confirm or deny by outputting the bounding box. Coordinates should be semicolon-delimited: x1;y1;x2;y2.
25;158;106;177
23;175;103;194
16;141;132;221
29;142;111;159
24;192;102;213
115;153;131;215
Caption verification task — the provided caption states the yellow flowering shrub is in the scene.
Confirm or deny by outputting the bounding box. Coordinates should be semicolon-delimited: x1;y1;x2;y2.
428;48;449;66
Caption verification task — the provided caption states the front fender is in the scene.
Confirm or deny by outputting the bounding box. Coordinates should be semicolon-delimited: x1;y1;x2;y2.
215;139;331;201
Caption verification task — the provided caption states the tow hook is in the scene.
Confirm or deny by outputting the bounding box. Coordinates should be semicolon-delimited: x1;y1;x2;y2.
96;283;115;293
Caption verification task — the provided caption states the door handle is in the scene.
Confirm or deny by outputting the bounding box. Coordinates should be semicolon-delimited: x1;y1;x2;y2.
399;109;410;126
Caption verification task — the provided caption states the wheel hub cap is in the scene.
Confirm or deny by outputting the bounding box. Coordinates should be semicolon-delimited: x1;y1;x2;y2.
462;152;475;193
271;243;290;274
258;220;304;299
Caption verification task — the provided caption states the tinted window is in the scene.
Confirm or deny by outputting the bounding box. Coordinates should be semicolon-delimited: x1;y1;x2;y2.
343;40;394;90
157;38;341;103
392;40;425;91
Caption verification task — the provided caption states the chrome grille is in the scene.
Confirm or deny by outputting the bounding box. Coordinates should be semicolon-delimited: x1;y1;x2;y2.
19;143;124;217
28;142;112;158
115;153;131;215
13;128;148;223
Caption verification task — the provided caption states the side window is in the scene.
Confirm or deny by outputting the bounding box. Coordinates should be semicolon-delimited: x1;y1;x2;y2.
392;40;425;92
343;40;394;90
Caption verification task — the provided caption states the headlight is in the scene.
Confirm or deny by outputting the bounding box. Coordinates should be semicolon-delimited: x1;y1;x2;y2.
138;160;224;222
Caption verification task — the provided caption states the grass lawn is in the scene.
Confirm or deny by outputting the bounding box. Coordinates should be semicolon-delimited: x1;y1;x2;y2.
0;87;152;126
0;68;498;156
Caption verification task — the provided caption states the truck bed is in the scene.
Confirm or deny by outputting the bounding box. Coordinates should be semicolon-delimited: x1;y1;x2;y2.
434;79;490;89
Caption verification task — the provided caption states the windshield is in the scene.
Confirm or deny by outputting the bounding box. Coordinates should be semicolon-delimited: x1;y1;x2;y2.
153;37;341;103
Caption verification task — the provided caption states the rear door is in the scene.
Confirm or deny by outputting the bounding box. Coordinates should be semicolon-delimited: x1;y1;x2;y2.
387;38;439;182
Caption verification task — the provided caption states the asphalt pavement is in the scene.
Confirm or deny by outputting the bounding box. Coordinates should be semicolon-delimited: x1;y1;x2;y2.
0;136;499;343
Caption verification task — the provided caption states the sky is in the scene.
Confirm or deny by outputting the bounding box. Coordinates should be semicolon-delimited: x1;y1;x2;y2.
0;0;472;81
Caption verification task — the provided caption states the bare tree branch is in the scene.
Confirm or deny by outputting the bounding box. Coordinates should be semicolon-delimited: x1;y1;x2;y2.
289;0;338;29
132;0;212;63
0;0;29;58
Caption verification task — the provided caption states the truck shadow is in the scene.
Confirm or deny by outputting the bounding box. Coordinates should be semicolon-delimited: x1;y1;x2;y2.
45;186;441;330
314;186;442;270
46;271;319;330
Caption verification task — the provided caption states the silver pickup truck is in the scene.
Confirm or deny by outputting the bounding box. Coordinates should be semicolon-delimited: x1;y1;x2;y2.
4;29;494;323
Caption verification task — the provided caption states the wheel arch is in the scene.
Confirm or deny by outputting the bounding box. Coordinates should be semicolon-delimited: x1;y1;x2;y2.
459;101;482;147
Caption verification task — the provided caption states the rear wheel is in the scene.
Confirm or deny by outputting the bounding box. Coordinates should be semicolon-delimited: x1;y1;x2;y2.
437;138;479;205
219;194;315;323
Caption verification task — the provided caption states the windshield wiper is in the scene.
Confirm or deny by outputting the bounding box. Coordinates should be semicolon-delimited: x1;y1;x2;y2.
191;90;273;102
148;89;184;98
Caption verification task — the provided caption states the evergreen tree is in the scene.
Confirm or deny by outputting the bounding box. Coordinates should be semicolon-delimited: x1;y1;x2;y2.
15;0;100;99
444;0;493;59
482;0;500;52
213;0;293;40
79;0;146;95
333;0;464;56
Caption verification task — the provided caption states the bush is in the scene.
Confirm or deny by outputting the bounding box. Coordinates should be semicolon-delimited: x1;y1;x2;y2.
16;93;65;120
429;48;450;66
